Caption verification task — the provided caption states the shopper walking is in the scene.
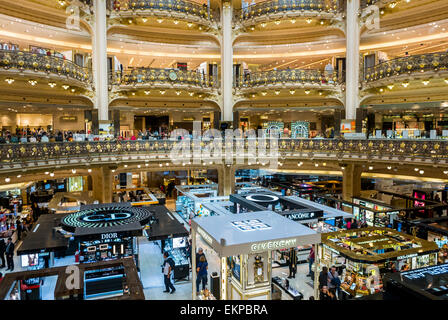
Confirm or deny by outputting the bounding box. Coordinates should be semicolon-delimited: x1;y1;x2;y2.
307;244;315;277
162;252;176;294
5;238;14;271
287;247;297;279
196;255;208;293
0;239;5;268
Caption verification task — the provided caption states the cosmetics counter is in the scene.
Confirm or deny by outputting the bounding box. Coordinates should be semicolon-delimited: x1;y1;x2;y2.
320;227;439;298
162;237;190;282
272;276;304;300
353;197;399;227
191;211;321;300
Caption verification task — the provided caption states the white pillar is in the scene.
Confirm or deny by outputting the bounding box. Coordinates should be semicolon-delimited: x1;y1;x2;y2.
192;228;197;299
221;1;233;122
92;0;109;121
345;0;360;121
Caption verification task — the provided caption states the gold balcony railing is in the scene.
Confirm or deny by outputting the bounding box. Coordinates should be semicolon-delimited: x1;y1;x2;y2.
364;52;448;83
236;0;342;21
0;138;445;165
234;69;340;88
113;0;219;22
0;50;91;85
112;68;219;88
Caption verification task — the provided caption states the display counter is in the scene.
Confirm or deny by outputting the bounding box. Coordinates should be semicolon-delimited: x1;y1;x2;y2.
353;197;399;227
272;276;304;300
162;236;189;282
320;227;439;298
191;210;321;300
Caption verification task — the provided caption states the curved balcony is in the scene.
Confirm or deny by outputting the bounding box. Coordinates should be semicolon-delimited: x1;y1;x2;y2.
111;0;219;24
363;51;448;87
0;139;446;173
235;0;342;27
0;50;91;87
235;69;340;92
112;68;219;92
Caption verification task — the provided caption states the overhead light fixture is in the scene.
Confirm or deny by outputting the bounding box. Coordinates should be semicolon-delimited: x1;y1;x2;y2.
389;2;397;8
45;171;49;175
261;22;266;27
5;78;14;84
28;80;37;86
4;178;10;183
16;175;21;178
250;26;255;31
444;170;448;174
159;90;166;95
48;82;56;88
50;172;54;177
320;20;324;25
387;166;392;170
87;168;92;173
131;92;136;96
124;164;128;168
289;89;295;95
157;18;164;23
422;80;430;85
419;170;424;174
128;19;133;24
62;85;69;90
315;163;319;167
274;20;280;25
387;84;394;90
72;169;76;174
187;23;193;28
251;94;256;98
261;91;267;96
58;0;66;5
414;168;419;171
176;91;181;95
274;90;280;95
402;81;409;88
71;88;75;92
142;18;147;23
173;20;179;25
369;166;373;170
112;169;116;173
306;18;312;24
304;89;311;94
144;90;150;95
379;88;384;93
137;165;141;168
188;92;194;96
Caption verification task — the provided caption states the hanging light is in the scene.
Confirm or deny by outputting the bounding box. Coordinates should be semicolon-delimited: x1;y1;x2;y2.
28;80;37;86
142;17;147;23
62;84;70;90
173;20;179;25
5;177;10;183
5;78;14;84
48;82;56;88
401;81;409;87
274;90;280;95
176;91;181;95
291;19;296;24
289;89;295;95
306;18;312;24
422;80;430;85
159;90;166;95
261;22;266;27
274;20;280;25
144;90;150;95
16;175;22;178
87;168;92;173
50;172;55;177
304;89;311;94
72;169;76;174
387;84;394;90
419;170;424;174
261;91;267;96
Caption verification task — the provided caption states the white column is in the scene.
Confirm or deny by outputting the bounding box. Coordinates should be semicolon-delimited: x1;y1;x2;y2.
221;2;233;122
92;0;109;121
345;0;360;121
192;228;197;299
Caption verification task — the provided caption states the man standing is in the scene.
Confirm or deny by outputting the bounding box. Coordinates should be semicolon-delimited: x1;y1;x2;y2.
162;252;176;294
196;247;206;266
5;238;14;271
0;238;6;268
327;266;341;299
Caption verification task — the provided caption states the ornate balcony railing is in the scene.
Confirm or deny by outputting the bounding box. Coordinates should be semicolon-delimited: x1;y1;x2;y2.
0;138;446;165
236;0;342;21
0;50;91;85
235;69;340;88
112;68;219;89
113;0;219;22
364;51;448;83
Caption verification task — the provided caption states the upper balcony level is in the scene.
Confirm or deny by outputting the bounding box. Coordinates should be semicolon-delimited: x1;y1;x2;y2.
234;68;341;92
0;49;91;89
363;51;448;86
234;0;343;29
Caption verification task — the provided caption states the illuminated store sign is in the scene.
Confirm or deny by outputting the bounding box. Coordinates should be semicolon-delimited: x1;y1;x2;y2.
357;238;389;245
284;212;316;221
101;232;118;240
250;238;297;252
231;219;272;232
82;212;132;222
402;264;448;280
197;227;213;245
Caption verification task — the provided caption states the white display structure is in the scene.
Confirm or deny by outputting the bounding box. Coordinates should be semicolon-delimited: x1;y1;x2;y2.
191;211;321;300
